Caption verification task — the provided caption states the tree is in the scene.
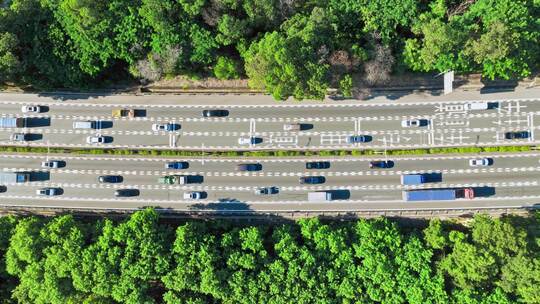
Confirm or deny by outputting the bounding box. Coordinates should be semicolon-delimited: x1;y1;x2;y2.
216;14;248;46
5;216;87;304
0;32;20;82
243;8;333;100
0;216;17;302
358;0;418;43
72;209;171;303
338;74;353;97
214;56;240;79
41;0;148;75
403;18;468;73
423;219;448;250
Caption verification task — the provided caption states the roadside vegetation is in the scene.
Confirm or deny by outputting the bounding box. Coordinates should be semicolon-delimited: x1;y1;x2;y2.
0;0;538;99
0;145;532;157
0;209;538;303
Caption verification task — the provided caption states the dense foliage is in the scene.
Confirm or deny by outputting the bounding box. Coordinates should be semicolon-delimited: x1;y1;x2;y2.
0;209;538;303
0;0;538;99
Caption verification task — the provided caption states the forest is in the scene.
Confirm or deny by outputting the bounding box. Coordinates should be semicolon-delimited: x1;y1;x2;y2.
0;0;538;100
0;209;538;304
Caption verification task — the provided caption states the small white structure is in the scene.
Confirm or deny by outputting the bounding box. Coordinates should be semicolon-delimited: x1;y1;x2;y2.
443;71;454;95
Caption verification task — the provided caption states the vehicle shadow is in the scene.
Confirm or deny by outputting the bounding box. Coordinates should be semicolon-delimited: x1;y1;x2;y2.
472;186;496;197
189;199;252;211
423;173;443;183
26;134;43;141
97;121;114;129
29;171;50;181
134;109;146;117
326;190;351;200
25;117;51;127
299;123;314;131
188;175;204;184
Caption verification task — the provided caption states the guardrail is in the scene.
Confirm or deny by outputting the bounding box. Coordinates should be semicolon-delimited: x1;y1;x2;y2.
0;205;536;220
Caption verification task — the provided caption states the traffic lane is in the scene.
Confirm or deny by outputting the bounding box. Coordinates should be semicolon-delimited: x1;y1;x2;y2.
2;103;445;119
5;102;519;122
12;164;540;186
2;123;537;150
2;153;540;175
0;182;397;202
1;185;538;209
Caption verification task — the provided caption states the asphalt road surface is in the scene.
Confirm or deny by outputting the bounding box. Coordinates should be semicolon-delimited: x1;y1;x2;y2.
1;92;540;150
0;153;539;212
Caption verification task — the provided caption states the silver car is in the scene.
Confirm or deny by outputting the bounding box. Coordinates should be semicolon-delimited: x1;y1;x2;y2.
41;160;62;168
36;187;61;196
10;133;29;142
254;186;279;195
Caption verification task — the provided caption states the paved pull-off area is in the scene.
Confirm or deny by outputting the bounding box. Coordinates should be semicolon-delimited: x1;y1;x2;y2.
0;90;539;213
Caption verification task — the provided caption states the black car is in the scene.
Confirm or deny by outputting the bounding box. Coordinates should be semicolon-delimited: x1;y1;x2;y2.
306;161;331;169
115;189;139;197
236;163;263;171
299;176;326;184
369;160;395;169
202;109;229;117
505;131;529;139
98;175;123;183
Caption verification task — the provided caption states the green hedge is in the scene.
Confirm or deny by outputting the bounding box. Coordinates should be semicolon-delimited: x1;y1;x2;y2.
0;145;533;157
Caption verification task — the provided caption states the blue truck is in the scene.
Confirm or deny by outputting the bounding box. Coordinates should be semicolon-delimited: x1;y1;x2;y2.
403;188;474;201
401;174;426;185
0;117;26;128
401;173;443;185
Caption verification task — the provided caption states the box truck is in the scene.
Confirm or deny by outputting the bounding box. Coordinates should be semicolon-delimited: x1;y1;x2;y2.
403;188;474;201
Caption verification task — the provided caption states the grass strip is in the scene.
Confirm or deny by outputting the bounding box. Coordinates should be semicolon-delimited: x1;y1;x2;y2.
0;145;533;157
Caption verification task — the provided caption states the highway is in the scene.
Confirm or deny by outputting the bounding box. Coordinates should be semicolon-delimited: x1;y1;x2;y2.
1;93;540;150
0;152;539;211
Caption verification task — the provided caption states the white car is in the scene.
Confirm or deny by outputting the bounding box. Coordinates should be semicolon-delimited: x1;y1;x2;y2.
401;119;426;127
469;158;492;167
86;135;105;144
21;105;41;113
183;191;204;200
151;123;175;131
238;136;257;145
41;160;62;168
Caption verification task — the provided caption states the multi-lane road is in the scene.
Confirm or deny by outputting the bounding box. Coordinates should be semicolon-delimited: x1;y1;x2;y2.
0;152;539;212
1;93;540;150
1;91;540;214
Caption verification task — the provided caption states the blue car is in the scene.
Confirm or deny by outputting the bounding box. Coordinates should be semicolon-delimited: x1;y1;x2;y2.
299;176;326;184
504;131;529;139
306;161;331;169
165;162;189;169
236;163;263;171
347;135;372;143
369;160;394;169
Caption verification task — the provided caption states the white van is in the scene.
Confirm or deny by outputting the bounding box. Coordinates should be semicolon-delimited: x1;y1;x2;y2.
283;123;301;131
465;102;489;111
73;121;95;129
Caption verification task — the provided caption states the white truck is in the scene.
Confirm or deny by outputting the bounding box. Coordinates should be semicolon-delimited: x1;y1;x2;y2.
0;172;30;183
308;191;333;202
